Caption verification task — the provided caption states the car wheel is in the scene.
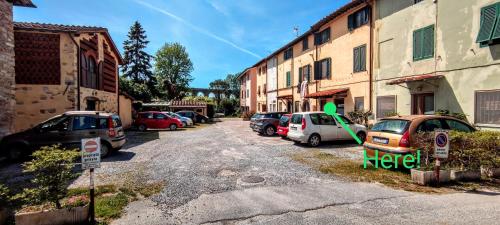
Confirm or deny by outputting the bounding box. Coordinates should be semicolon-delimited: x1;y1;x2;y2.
7;145;26;161
356;132;366;143
265;126;275;136
138;124;147;132
169;124;178;131
201;119;206;123
182;122;187;127
308;134;321;147
101;143;110;158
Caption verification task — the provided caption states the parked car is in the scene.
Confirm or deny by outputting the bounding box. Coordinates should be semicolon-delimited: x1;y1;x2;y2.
134;111;183;131
164;112;193;127
287;112;367;147
249;113;262;129
363;115;476;164
0;111;126;160
253;112;287;136
176;111;209;123
277;114;292;139
214;113;225;118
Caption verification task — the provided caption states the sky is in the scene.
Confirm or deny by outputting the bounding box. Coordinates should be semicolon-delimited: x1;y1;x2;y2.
14;0;350;88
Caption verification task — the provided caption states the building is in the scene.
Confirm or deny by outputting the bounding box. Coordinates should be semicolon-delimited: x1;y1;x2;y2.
0;0;36;138
266;57;278;112
373;0;500;128
13;22;124;132
255;60;267;112
238;67;257;113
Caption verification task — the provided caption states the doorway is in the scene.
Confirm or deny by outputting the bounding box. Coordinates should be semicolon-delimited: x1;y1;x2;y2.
412;93;434;115
334;98;345;115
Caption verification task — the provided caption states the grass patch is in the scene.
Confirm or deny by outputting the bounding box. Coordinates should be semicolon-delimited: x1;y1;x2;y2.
136;181;164;197
95;193;129;219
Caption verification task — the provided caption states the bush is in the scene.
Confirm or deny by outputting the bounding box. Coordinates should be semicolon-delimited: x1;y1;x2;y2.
347;110;372;127
241;111;255;120
435;109;468;122
413;131;500;171
0;184;10;208
19;145;80;209
384;111;399;117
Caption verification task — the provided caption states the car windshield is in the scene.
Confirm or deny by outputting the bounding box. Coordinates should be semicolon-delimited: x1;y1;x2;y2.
371;119;409;134
279;116;290;127
290;114;303;124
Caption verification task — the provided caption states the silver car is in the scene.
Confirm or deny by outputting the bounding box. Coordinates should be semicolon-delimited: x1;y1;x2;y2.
164;112;193;127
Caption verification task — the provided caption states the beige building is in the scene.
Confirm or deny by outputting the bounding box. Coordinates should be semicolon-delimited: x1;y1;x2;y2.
373;0;500;128
238;67;257;113
13;22;124;132
255;60;267;112
0;0;35;138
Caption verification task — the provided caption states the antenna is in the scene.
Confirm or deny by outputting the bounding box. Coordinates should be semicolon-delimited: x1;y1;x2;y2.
293;26;299;37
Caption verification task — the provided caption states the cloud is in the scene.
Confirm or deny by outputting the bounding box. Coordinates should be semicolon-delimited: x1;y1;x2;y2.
207;0;230;16
134;0;261;59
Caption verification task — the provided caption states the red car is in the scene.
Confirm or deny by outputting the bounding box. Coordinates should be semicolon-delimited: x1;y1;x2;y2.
134;111;183;131
277;114;292;138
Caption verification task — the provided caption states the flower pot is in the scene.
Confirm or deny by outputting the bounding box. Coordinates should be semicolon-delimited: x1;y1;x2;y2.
411;169;451;186
481;167;500;178
15;205;88;225
450;170;481;181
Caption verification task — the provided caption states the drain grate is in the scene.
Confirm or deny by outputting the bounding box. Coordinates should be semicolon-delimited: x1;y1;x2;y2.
241;175;265;183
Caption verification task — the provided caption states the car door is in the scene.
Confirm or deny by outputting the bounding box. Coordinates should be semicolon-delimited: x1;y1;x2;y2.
153;113;169;129
318;113;337;141
69;115;100;150
416;119;444;133
335;115;355;140
31;116;72;149
143;113;155;128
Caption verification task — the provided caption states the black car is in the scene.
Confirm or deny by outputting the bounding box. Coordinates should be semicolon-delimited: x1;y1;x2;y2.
176;111;209;123
253;112;286;136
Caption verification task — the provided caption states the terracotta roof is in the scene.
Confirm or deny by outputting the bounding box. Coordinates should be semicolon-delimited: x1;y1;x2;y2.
11;0;36;8
305;88;349;98
169;100;207;107
14;22;124;64
387;74;444;85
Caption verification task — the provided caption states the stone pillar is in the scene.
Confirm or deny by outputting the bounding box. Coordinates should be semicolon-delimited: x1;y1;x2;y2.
0;1;15;138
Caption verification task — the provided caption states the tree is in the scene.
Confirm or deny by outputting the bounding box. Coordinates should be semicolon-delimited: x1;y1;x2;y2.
209;79;229;104
119;76;153;102
154;43;194;100
121;21;157;100
225;74;240;99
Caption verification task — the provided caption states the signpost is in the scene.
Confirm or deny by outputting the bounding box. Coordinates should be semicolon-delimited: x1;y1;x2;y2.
434;129;449;187
81;137;101;224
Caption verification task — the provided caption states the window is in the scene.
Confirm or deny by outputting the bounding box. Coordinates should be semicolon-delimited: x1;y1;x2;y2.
154;113;167;119
263;84;267;94
417;119;443;132
414;0;423;4
475;90;500;125
338;115;353;124
348;7;370;31
290;114;303;124
353;45;367;72
73;116;97;130
314;28;330;45
258;86;261;96
445;119;474;132
82;56;99;89
377;95;396;118
354;97;364;111
319;114;336;125
314;58;331;80
309;113;320;125
40;116;70;132
286;71;291;87
284;48;293;60
299;65;311;84
246;89;249;98
413;25;435;61
302;38;309;51
476;3;500;45
294;101;300;112
371;119;409;134
412;93;434;115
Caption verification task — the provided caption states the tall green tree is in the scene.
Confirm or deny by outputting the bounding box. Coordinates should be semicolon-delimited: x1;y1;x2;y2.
120;21;157;100
154;43;194;100
225;74;240;99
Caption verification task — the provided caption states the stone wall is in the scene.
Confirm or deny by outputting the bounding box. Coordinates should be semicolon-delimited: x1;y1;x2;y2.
0;1;15;138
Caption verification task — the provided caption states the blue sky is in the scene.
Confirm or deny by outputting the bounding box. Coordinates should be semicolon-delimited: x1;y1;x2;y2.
14;0;349;88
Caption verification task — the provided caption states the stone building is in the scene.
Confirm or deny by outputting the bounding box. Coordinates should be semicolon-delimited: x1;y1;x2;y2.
0;0;36;138
13;22;124;132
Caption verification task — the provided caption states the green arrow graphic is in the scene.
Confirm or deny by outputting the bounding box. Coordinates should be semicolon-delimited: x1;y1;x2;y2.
324;102;362;145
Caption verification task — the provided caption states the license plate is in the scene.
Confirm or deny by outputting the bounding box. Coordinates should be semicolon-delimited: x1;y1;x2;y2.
291;127;297;131
278;129;283;132
373;137;389;144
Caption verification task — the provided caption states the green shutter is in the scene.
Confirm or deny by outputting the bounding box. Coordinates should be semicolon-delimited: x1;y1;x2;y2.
413;29;423;60
298;67;302;84
477;4;498;43
353;47;359;72
492;3;500;40
423;25;434;58
286;71;291;87
360;45;366;71
307;65;311;81
326;58;331;79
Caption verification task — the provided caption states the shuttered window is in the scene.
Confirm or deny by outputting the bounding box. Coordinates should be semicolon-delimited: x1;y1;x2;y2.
288;72;292;87
377;95;397;118
353;44;367;73
348;7;370;31
314;58;331;80
475;90;500;125
314;28;330;45
284;48;293;60
477;3;500;44
302;38;309;51
413;25;434;61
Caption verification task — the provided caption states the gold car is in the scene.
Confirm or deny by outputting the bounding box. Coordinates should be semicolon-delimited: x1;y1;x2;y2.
363;115;476;165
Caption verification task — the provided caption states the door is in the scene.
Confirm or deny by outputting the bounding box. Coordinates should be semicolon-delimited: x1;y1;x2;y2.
335;115;355;140
32;116;72;149
69;115;100;149
318;113;337;141
154;113;170;129
412;93;434;115
86;99;97;111
334;99;345;115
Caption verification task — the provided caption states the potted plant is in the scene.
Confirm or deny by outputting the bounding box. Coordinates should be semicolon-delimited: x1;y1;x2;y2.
410;132;451;186
13;145;89;225
448;131;482;181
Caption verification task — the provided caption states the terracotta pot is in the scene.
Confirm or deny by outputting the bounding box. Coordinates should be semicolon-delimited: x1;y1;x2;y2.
15;205;88;225
411;169;451;186
450;170;481;181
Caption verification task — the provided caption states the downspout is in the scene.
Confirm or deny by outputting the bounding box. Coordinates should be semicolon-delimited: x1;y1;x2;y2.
315;33;319;110
68;33;81;110
368;0;374;113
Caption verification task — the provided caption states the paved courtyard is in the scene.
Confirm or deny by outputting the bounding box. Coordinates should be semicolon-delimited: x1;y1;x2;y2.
66;120;500;224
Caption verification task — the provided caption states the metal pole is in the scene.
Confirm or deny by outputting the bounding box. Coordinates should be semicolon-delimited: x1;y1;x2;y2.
89;168;95;224
435;158;440;187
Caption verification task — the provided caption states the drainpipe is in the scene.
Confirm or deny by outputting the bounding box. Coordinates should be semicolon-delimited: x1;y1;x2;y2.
68;33;81;110
368;0;374;113
315;34;319;110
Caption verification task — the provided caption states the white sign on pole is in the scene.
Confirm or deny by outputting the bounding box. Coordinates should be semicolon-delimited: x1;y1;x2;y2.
81;137;101;170
434;129;449;159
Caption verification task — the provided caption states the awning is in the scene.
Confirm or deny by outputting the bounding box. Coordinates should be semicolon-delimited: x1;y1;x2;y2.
305;88;348;99
277;95;293;100
387;74;444;85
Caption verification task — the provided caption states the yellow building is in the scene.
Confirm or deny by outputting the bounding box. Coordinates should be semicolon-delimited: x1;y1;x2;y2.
255;60;267;112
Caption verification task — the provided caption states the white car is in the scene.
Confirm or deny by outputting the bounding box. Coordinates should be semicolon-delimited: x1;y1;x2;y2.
164;112;193;127
287;112;367;147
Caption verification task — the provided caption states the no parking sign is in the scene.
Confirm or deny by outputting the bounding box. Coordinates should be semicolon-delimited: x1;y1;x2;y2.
434;129;449;159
